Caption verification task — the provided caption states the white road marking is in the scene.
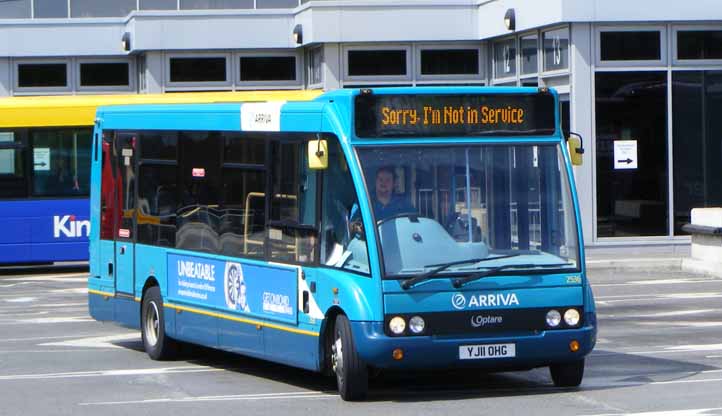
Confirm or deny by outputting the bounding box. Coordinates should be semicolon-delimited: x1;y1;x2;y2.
598;309;715;319
0;282;33;288
651;378;722;386
4;297;37;303
0;333;122;343
636;321;722;328
0;366;220;381
79;391;337;406
593;278;722;288
50;288;88;294
588;407;722;416
0;274;87;282
18;316;94;324
594;343;722;356
40;334;139;349
596;293;722;304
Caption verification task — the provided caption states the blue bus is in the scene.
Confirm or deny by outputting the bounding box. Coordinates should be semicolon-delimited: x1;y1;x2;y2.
0;91;320;266
88;87;595;400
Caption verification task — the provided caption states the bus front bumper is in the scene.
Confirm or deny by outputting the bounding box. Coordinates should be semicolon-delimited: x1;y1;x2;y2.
350;320;596;370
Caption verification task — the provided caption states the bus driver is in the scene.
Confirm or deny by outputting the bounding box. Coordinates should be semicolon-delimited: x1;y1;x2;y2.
371;166;415;221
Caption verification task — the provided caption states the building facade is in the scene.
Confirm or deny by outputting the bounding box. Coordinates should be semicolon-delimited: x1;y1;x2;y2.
1;0;721;248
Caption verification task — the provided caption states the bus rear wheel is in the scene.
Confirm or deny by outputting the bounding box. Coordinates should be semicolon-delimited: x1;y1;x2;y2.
331;314;368;401
141;286;178;360
550;359;585;387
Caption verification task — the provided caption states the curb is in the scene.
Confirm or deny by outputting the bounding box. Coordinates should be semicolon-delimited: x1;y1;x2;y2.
585;257;683;271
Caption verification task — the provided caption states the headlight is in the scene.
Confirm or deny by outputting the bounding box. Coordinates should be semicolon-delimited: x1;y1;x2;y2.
564;308;581;326
546;309;561;327
408;316;425;334
389;316;406;335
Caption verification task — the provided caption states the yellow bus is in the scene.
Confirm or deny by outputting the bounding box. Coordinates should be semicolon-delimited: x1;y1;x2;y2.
0;91;322;265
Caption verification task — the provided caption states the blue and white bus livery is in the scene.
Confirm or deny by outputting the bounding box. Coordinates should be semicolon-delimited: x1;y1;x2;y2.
88;87;596;401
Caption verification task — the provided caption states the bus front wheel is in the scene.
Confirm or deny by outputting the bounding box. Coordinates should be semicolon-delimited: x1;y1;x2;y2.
550;359;585;387
141;286;178;360
331;314;368;401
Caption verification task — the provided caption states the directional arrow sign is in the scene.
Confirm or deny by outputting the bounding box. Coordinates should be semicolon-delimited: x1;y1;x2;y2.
33;147;50;171
614;140;638;170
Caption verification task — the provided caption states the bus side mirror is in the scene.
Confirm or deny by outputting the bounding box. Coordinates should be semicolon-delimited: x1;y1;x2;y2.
567;133;584;166
308;139;328;170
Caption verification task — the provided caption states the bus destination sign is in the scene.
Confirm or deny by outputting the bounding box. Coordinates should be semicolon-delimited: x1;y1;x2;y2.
354;93;556;138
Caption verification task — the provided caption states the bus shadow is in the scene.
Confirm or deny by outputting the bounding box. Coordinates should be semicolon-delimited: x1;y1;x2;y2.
106;340;719;402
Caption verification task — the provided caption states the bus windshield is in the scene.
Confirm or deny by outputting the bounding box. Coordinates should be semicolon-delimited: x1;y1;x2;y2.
357;143;579;278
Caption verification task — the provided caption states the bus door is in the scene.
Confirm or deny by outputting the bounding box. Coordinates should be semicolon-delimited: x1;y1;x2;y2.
113;133;137;295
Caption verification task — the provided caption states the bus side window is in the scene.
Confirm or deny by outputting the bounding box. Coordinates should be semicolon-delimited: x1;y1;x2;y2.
320;139;370;275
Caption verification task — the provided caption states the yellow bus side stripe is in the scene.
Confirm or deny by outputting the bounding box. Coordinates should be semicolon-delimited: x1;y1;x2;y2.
88;289;114;297
164;303;319;337
88;291;319;337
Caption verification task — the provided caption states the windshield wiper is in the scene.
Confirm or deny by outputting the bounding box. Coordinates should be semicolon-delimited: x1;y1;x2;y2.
451;263;574;289
400;254;520;290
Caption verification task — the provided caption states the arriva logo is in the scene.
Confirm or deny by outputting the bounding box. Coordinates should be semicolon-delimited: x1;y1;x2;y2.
451;292;520;310
53;215;90;238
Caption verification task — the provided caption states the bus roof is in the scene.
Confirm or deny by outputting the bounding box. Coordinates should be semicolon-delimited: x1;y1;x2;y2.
94;86;560;140
0;90;323;128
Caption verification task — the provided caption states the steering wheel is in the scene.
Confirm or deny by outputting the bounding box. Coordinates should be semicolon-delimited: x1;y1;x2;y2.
375;212;420;226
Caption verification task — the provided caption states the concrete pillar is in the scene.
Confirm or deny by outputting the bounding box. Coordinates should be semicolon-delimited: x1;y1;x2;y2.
322;43;341;91
0;58;11;96
569;23;595;246
144;51;164;94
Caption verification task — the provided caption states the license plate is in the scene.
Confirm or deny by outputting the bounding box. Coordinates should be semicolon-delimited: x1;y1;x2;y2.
459;343;516;360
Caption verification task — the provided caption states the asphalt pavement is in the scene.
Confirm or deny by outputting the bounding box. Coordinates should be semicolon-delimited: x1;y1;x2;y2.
1;264;721;415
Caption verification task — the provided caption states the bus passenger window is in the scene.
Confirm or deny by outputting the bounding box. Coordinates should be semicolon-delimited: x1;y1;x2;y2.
0;131;28;198
320;140;369;275
31;129;92;197
136;132;178;247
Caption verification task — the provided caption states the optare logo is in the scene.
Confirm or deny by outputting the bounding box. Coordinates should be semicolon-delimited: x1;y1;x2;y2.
452;293;467;310
470;315;503;328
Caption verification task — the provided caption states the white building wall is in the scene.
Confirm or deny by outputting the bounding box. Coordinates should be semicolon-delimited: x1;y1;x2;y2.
569;23;595;246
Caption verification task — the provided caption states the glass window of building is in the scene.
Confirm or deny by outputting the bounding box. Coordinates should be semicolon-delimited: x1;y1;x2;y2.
0;131;27;198
80;63;130;87
239;56;296;82
493;38;516;79
600;31;661;61
420;49;479;76
70;0;136;17
677;31;722;60
34;0;68;18
520;34;538;75
595;71;668;237
140;0;177;10
543;27;569;72
347;50;407;77
180;0;253;9
17;63;67;88
169;57;227;83
256;0;298;8
672;71;722;234
308;47;323;86
0;0;30;18
31;129;92;197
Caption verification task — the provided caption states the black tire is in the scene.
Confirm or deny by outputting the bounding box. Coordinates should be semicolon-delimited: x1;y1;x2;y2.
550;359;585;387
141;286;178;360
331;315;368;401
